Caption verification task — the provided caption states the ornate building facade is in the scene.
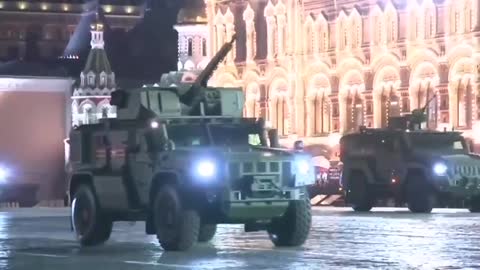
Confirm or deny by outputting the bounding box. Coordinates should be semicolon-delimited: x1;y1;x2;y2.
71;15;116;126
205;0;480;152
175;7;210;71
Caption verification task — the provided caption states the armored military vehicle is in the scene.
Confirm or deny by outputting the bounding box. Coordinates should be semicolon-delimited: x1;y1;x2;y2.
66;35;314;251
340;96;480;213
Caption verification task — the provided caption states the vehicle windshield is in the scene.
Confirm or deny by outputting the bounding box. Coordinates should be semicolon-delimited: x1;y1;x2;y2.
407;133;467;154
166;124;209;147
165;123;266;147
208;124;265;146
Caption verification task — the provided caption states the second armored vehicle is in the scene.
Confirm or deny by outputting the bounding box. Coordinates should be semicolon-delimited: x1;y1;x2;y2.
66;35;314;251
340;102;480;213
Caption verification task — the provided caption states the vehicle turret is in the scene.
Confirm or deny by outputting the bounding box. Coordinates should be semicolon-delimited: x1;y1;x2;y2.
109;34;244;120
388;94;436;131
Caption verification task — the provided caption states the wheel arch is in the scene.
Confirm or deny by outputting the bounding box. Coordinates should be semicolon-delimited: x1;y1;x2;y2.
148;171;182;204
69;172;95;203
343;163;374;186
146;171;181;235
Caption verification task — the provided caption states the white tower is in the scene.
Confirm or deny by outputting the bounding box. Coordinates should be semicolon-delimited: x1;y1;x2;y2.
71;12;116;126
175;7;210;71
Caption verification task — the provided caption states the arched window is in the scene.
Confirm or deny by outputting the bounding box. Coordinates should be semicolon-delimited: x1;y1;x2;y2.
187;38;193;56
88;75;94;86
379;87;400;128
321;28;328;52
202;38;207;56
385;11;397;43
346;92;363;132
101;106;109;118
311;92;331;134
82;104;96;124
304;22;313;54
465;1;473;32
245;84;260;118
100;75;106;87
424;7;436;38
456;79;473;128
451;8;460;33
274;97;288;136
337;18;348;50
351;18;362;48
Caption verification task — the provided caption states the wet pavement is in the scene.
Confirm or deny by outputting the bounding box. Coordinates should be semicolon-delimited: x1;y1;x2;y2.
0;207;479;269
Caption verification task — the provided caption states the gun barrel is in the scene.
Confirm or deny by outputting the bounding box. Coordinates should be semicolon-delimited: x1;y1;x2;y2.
179;33;237;109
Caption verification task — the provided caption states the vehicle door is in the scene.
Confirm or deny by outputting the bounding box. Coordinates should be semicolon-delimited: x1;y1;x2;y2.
374;133;403;184
90;124;131;211
125;126;155;207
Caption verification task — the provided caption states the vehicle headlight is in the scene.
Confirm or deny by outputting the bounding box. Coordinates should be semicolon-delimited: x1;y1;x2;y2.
0;166;9;183
296;160;310;175
433;162;448;176
150;120;159;129
195;160;216;178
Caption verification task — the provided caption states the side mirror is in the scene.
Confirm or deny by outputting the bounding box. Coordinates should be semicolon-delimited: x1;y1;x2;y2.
110;90;128;108
268;129;280;148
293;140;304;151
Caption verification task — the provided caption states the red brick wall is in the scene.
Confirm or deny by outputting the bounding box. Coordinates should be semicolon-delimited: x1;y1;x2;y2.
0;91;67;200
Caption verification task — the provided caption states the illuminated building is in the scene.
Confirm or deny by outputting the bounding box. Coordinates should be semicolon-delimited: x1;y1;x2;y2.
71;14;116;126
205;0;480;152
175;6;210;72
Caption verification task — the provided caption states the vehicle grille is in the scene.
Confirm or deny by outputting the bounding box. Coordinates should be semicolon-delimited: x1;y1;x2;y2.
453;165;480;178
228;161;292;186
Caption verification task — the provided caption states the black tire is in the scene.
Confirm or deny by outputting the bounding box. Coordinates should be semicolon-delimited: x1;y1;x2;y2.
198;224;217;242
153;184;200;251
347;172;374;212
71;185;113;246
406;173;434;213
468;196;480;213
267;198;311;247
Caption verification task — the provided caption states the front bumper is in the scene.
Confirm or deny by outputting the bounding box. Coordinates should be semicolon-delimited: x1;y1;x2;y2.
435;177;480;197
223;188;307;220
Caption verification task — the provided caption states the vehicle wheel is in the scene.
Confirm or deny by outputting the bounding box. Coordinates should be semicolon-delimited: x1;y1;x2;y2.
347;172;374;212
267;198;311;247
153;184;200;251
468;196;480;213
71;185;113;246
406;173;435;213
198;224;217;242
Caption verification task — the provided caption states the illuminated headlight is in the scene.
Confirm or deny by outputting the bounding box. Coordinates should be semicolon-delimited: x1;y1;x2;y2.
150;120;159;129
296;160;310;175
0;166;9;183
433;163;448;176
196;160;216;178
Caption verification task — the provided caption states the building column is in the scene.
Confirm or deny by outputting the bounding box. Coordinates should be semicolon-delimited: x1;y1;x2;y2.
277;14;286;57
215;24;225;53
266;16;275;60
245;20;254;63
205;0;216;55
372;89;382;128
339;95;347;133
225;23;235;63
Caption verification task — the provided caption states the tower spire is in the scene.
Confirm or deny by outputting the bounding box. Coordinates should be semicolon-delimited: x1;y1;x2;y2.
90;12;104;49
